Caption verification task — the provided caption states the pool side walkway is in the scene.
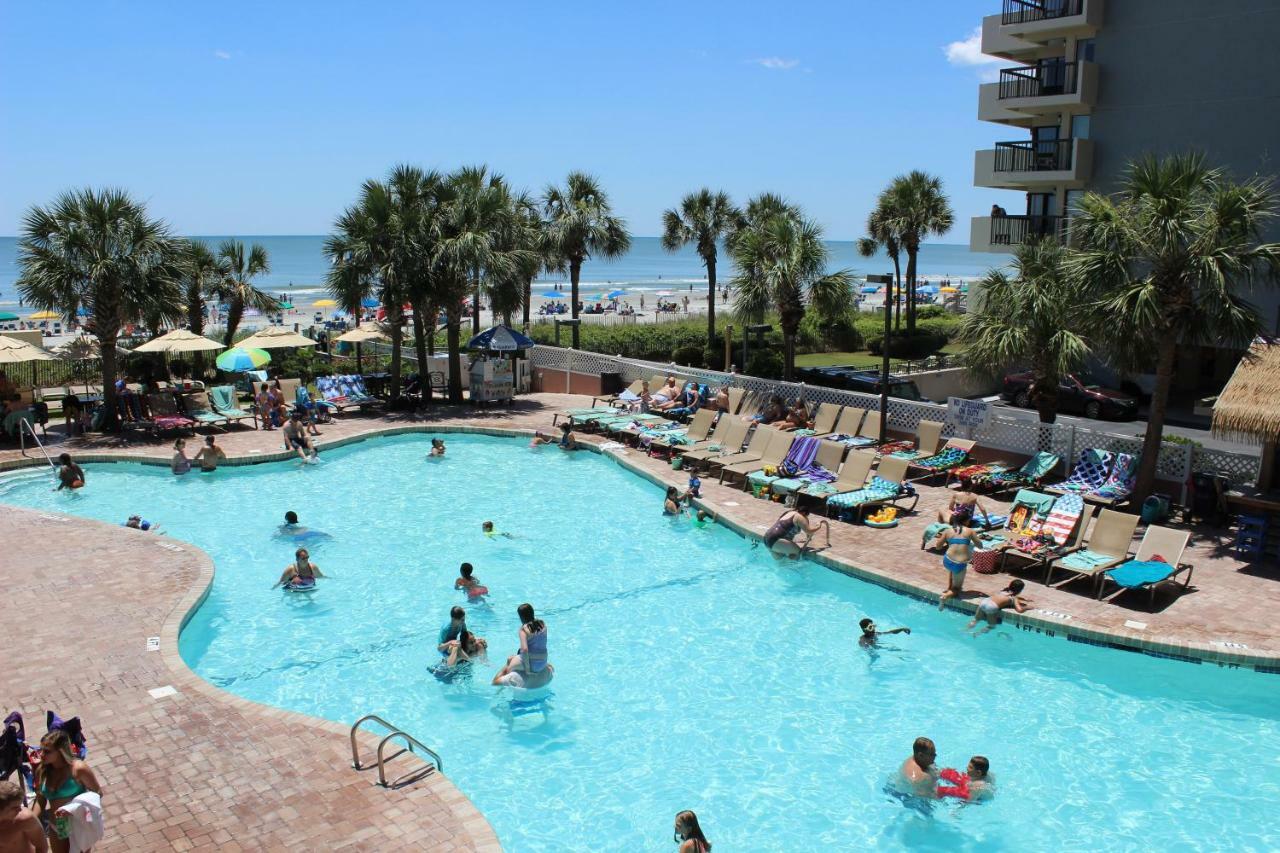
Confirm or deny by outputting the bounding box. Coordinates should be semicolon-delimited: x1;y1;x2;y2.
1;392;1278;850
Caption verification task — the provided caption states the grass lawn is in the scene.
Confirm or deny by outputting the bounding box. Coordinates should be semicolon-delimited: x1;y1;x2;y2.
795;343;966;370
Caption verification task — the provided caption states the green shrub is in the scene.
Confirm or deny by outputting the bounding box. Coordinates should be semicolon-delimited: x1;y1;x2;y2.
671;344;705;367
703;346;727;371
746;349;784;379
867;330;948;359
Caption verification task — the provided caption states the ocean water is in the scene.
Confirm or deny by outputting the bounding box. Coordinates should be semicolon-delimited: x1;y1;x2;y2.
0;433;1275;853
0;236;1009;310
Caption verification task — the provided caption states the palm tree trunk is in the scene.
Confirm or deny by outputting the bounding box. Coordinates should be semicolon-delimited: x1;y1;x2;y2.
446;309;464;403
569;257;582;349
223;299;244;347
904;250;918;334
427;306;436;356
892;254;903;333
472;265;481;335
412;302;430;406
522;277;532;332
1132;337;1177;504
99;331;120;432
706;255;717;351
1032;371;1059;453
388;316;404;400
188;290;205;375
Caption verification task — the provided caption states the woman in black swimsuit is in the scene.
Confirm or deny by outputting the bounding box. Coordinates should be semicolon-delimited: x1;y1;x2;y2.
763;507;830;556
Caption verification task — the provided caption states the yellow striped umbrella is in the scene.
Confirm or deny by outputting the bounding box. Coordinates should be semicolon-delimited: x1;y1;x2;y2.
313;298;338;307
27;310;60;320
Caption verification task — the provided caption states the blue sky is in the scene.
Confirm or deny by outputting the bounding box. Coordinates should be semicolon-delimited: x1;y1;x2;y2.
0;1;1010;239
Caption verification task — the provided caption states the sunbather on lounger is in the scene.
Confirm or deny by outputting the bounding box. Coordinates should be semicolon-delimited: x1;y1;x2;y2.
782;400;810;430
932;520;980;608
763;507;830;557
967;580;1029;635
746;395;786;424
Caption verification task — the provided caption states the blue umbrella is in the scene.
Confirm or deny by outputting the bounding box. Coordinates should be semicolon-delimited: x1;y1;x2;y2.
919;284;940;294
361;297;380;309
467;324;535;352
861;286;879;294
541;291;566;299
607;289;626;299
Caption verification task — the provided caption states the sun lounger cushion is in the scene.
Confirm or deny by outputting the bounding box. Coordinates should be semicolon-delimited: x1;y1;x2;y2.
1057;549;1118;572
1055;448;1114;493
1088;452;1137;502
208;386;253;419
827;476;901;509
1106;559;1175;589
910;446;969;472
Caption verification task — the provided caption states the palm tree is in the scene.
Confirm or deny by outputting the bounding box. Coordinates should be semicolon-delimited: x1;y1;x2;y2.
212;240;276;346
662;189;741;350
1070;152;1280;502
881;172;953;334
960;239;1090;434
542;172;631;349
386;164;443;404
181;240;221;375
325;179;410;398
16;188;182;429
730;207;854;380
856;200;905;332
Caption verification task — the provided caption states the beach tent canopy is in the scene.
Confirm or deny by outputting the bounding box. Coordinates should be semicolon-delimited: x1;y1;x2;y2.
216;347;271;372
861;286;879;294
360;297;380;309
27;310;60;320
0;335;57;364
132;329;223;354
313;298;338;307
607;289;626;299
467;324;534;352
336;326;390;343
0;312;18;321
1213;341;1280;443
237;326;317;349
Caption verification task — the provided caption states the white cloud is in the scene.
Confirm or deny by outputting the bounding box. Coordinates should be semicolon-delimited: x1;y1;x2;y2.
944;27;999;68
213;49;231;61
752;57;800;71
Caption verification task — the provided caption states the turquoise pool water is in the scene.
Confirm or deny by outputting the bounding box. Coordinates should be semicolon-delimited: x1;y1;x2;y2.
2;434;1277;852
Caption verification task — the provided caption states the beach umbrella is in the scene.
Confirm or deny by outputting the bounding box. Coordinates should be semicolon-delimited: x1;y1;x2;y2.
861;285;879;294
940;286;958;294
360;297;380;309
541;291;566;299
313;298;338;307
216;346;271;372
132;329;224;354
277;301;294;310
336;326;390;343
238;326;317;349
607;289;626;299
0;311;18;321
0;335;57;364
27;310;60;320
467;324;534;352
919;284;940;294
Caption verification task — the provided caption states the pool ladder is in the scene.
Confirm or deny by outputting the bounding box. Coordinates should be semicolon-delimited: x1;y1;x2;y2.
350;714;442;789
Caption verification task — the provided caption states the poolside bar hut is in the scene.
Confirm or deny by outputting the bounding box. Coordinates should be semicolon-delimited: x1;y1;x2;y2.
1213;341;1280;491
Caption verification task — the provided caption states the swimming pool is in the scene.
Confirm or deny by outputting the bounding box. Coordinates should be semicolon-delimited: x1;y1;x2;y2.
3;433;1277;851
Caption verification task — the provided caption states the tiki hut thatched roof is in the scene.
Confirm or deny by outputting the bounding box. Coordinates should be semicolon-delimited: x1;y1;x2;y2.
1213;342;1280;442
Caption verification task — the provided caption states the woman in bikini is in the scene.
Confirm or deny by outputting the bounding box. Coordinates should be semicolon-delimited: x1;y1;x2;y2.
939;489;990;528
32;730;101;852
932;518;981;608
674;810;711;853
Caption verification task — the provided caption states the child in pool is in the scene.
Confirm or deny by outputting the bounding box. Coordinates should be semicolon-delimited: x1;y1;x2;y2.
967;579;1029;635
939;756;994;802
693;508;714;528
428;438;446;457
123;515;162;533
454;562;489;599
481;520;513;539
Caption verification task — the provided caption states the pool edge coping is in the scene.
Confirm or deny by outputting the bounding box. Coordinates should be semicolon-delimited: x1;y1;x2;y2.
3;422;1276;678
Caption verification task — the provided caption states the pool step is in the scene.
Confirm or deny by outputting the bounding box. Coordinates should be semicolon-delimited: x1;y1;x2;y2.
0;468;54;497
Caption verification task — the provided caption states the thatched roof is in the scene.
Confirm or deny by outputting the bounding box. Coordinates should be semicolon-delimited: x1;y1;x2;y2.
1213;341;1280;442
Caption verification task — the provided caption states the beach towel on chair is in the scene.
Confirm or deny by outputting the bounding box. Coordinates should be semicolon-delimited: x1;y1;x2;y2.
1041;493;1084;545
1057;449;1114;493
777;437;819;478
911;446;967;472
827;476;900;509
1088;452;1137;502
1106;559;1174;589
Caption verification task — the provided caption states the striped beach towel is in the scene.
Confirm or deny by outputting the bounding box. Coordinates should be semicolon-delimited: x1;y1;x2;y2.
1041;493;1084;545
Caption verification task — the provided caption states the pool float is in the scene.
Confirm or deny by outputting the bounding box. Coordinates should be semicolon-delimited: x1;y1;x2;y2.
465;585;489;599
284;577;317;593
864;507;900;528
937;768;971;800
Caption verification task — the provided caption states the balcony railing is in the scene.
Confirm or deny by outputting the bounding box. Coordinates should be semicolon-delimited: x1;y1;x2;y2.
1002;0;1085;26
998;61;1079;99
993;139;1074;173
990;214;1064;246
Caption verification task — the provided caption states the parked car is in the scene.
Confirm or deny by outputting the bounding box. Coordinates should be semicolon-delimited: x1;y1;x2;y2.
796;367;925;401
1001;371;1139;420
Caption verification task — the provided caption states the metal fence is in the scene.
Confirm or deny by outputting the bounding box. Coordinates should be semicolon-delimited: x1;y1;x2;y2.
528;345;1263;497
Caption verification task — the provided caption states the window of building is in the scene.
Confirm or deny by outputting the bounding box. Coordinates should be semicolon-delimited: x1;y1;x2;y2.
1065;190;1085;216
1071;114;1090;139
1075;39;1095;63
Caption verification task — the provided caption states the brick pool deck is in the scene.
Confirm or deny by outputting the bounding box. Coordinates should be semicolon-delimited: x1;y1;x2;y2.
2;393;1278;849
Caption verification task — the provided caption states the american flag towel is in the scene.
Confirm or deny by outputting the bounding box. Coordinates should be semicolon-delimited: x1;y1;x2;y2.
1042;493;1084;545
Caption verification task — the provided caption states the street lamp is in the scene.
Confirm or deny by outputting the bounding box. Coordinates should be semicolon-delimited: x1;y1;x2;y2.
865;274;895;445
743;324;772;374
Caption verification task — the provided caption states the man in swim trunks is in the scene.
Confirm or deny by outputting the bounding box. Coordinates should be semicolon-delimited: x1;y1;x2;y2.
0;779;46;853
275;511;330;542
283;412;317;461
932;519;981;609
898;737;940;799
193;435;226;472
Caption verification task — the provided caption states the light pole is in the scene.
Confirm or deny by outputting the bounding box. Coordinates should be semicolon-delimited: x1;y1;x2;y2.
866;274;894;445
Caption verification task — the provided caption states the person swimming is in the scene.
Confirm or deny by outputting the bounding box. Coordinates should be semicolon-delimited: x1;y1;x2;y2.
454;562;489;599
481;520;513;539
275;510;331;543
428;438;446;457
273;547;325;590
438;605;468;653
692;508;714;528
663;486;686;516
858;617;911;649
433;629;488;682
967;580;1029;635
123;515;162;533
938;755;995;802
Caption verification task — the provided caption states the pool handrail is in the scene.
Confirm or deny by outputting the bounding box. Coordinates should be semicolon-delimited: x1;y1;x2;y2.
350;713;443;786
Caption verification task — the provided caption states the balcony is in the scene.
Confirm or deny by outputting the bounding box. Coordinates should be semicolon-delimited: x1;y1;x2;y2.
1002;0;1083;26
978;60;1098;122
992;0;1103;46
970;214;1066;253
974;138;1094;189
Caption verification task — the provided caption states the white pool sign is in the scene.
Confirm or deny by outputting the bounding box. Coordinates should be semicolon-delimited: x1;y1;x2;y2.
947;396;992;435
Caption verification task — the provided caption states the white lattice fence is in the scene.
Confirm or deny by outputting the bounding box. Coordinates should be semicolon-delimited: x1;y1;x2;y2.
529;346;1260;486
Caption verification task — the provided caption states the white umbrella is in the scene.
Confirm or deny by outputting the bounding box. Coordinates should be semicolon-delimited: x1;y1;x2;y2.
335;326;390;343
237;326;318;349
132;329;224;353
0;335;57;364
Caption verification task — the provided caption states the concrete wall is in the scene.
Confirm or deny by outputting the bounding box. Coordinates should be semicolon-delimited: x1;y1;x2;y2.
911;367;1003;403
1090;0;1280;332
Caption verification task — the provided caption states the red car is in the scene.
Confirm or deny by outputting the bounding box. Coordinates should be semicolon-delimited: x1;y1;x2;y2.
1001;372;1139;420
